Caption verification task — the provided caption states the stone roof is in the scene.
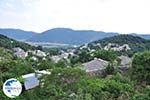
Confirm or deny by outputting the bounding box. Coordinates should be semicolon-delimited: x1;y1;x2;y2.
82;58;109;72
119;56;132;67
22;70;50;90
118;56;132;73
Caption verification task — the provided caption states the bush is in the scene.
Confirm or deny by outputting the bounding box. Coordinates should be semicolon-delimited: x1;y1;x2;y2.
94;50;118;62
131;51;150;84
105;63;116;75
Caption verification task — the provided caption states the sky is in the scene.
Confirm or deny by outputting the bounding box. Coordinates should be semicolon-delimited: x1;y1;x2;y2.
0;0;150;34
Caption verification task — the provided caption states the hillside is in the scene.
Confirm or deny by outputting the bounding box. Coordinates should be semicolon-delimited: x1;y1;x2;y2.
94;35;147;45
0;28;150;45
87;35;150;53
0;28;36;40
27;28;118;45
0;34;36;51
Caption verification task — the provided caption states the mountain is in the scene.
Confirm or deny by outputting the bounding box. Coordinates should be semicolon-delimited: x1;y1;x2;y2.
130;33;150;40
1;28;150;45
27;28;118;45
0;28;37;40
0;34;36;51
93;34;147;45
87;35;150;53
138;34;150;40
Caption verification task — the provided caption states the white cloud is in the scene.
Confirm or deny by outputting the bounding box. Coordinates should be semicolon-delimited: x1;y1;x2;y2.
0;0;150;34
5;2;13;8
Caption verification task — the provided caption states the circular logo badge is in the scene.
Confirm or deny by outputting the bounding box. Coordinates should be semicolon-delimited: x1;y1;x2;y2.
3;78;22;98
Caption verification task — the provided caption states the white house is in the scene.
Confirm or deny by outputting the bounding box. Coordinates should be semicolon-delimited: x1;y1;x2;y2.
13;47;28;59
51;55;62;63
22;73;39;90
51;52;71;63
22;70;50;90
31;56;38;61
35;50;46;57
104;43;131;51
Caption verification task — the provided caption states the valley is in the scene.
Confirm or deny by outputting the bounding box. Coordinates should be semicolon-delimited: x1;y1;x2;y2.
0;33;150;100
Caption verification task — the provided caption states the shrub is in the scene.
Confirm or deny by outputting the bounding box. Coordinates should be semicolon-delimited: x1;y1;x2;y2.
131;51;150;84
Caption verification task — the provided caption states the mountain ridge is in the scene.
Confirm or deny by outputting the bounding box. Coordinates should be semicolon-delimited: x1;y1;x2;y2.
0;28;37;40
87;34;150;53
0;28;150;45
27;28;119;45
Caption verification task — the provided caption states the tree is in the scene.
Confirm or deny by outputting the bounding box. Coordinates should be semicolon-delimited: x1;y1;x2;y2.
131;51;150;84
36;46;43;51
32;68;86;99
94;50;118;62
105;63;115;75
36;60;54;70
55;59;68;68
78;51;94;63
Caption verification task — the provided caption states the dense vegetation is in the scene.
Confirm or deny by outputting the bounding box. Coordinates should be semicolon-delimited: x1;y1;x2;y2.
0;47;35;99
0;48;150;99
93;50;118;62
95;35;147;45
0;34;36;51
1;35;150;100
131;51;150;84
88;35;150;56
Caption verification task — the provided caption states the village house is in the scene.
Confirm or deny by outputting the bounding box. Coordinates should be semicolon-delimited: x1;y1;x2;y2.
28;50;46;57
51;55;62;63
82;58;109;76
50;51;74;63
31;56;38;61
104;43;131;51
22;70;51;90
118;56;132;73
13;47;28;59
35;50;46;57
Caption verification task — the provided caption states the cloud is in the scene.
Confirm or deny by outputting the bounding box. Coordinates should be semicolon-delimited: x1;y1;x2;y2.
5;2;13;8
0;0;150;34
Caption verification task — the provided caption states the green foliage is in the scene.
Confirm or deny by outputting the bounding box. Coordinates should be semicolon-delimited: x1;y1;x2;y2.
73;77;134;100
17;67;135;100
0;57;34;99
88;35;150;56
36;60;54;70
105;63;116;75
94;50;118;62
44;48;61;55
0;34;35;51
131;51;150;84
69;55;80;65
36;45;43;50
0;60;34;81
0;48;13;61
132;86;150;100
94;35;149;47
1;35;150;100
55;59;69;68
31;68;86;99
69;51;94;64
78;51;94;63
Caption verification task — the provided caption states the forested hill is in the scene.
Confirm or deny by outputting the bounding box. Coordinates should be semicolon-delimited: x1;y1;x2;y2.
88;35;150;52
0;34;36;51
94;35;148;45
